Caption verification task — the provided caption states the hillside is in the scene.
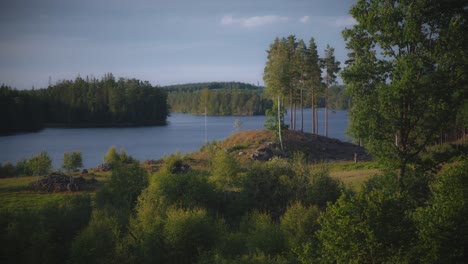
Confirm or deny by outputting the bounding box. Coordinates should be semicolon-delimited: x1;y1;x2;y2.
186;130;371;168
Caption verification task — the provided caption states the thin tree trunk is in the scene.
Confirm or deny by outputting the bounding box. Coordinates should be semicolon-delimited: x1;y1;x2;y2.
278;96;284;154
325;84;328;137
300;84;304;133
314;107;317;134
312;90;315;134
290;87;293;131
293;103;297;131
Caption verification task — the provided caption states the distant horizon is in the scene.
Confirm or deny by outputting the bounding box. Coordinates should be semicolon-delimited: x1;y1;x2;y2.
1;0;355;90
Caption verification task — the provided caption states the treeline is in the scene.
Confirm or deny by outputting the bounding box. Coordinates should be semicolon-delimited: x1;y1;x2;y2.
0;73;169;134
162;81;261;92
167;85;273;116
166;82;350;116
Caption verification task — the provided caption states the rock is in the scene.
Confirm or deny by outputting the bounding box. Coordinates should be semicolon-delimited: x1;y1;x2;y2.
251;145;275;161
95;162;112;172
28;172;96;192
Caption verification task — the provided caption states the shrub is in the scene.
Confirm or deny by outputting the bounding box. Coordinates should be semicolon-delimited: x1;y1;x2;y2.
413;160;468;263
163;207;217;264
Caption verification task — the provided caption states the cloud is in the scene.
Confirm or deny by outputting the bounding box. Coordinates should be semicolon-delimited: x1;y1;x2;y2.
221;15;288;28
334;16;357;27
300;16;310;23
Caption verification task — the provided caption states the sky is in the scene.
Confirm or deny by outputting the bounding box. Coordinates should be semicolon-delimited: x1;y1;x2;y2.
0;0;357;89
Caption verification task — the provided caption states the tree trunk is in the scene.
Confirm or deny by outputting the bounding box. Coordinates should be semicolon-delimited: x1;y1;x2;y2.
325;84;328;137
300;84;304;133
311;90;315;134
289;87;293;131
278;96;284;154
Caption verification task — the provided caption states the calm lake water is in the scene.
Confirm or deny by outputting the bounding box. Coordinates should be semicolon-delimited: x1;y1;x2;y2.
0;108;349;169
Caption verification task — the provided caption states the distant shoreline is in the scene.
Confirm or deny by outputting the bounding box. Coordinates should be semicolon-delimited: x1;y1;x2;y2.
0;122;168;137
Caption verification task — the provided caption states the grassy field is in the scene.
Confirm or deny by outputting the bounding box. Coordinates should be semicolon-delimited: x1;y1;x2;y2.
0;172;110;210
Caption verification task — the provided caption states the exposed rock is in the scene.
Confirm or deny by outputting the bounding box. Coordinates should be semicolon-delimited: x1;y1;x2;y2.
251;144;275;161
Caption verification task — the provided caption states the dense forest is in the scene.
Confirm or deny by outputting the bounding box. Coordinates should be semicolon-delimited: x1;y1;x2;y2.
164;82;350;116
0;74;169;134
167;89;272;116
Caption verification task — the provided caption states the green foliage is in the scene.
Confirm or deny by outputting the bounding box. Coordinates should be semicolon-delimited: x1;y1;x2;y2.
0;75;169;134
318;173;417;263
0;84;45;133
167;87;272;116
62;151;83;172
0;195;92;264
0;162;17;178
280;202;320;259
164;207;218;264
308;166;342;208
148;170;221;212
241;156;342;217
413;160;468;263
95;161;148;233
240;211;287;256
70;209;121;264
27;151;52;175
210;149;240;190
342;0;467;179
103;146;120;164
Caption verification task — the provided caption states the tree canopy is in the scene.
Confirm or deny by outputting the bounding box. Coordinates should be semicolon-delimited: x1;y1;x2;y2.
342;0;467;180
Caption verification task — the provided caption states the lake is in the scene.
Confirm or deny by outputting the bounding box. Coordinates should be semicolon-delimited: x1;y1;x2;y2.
0;108;349;169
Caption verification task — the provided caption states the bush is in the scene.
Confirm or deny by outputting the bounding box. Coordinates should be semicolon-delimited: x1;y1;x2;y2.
240;211;287;256
210;149;240;190
0;195;92;264
0;162;17;177
163;207;218;264
318;174;417;263
413;160;468;263
280;202;320;260
70;210;120;264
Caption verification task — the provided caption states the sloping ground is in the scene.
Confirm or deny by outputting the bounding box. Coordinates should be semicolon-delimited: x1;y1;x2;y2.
219;129;371;162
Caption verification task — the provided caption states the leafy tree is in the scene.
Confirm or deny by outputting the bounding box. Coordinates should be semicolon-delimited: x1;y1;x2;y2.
413;161;468;263
62;151;83;172
280;202;320;261
318;173;417;263
28;151;52;175
210;149;240;190
70;210;121;264
240;211;287;256
163;207;218;264
103;146;119;164
0;162;17;178
342;0;467;182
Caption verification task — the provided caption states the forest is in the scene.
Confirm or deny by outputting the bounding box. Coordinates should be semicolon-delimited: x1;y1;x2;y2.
164;82;350;116
0;73;169;134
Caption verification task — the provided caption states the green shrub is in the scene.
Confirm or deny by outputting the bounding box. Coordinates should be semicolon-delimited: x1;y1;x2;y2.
163;207;218;264
70;210;121;264
413;160;468;263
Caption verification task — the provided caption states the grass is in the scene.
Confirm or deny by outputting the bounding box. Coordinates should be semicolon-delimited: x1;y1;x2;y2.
0;171;110;210
328;161;382;190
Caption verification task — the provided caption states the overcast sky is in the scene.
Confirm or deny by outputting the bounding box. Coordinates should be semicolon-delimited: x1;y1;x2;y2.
0;0;357;89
